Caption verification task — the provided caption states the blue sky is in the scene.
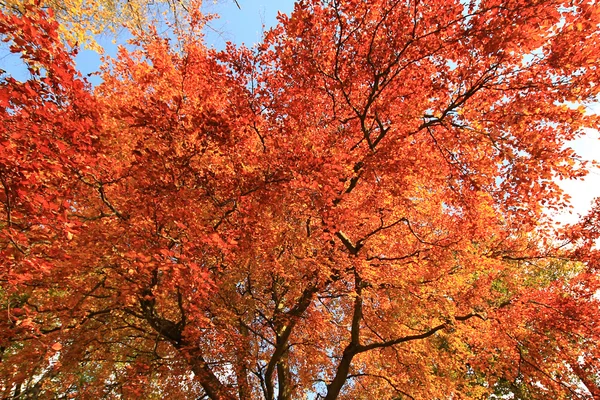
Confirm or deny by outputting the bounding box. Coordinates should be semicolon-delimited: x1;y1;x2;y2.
202;0;295;49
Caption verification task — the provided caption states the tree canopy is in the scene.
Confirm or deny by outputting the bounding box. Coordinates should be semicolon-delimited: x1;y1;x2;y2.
0;0;200;50
1;1;600;399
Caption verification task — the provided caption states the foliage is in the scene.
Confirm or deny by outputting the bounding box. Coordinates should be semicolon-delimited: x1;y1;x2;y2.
1;1;600;399
0;0;199;50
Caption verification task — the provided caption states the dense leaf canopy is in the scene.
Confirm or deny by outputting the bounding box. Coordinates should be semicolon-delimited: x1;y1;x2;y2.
1;1;600;399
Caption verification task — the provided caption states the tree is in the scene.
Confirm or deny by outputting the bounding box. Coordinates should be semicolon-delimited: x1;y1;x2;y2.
1;0;600;399
0;0;205;51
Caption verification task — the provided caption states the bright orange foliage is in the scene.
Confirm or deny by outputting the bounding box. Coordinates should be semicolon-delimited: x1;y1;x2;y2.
1;1;600;399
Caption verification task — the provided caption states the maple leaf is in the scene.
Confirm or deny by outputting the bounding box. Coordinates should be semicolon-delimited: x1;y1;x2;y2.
2;2;600;400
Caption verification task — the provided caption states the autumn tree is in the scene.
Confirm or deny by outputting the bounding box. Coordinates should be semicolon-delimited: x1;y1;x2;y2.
0;0;217;51
1;1;600;399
